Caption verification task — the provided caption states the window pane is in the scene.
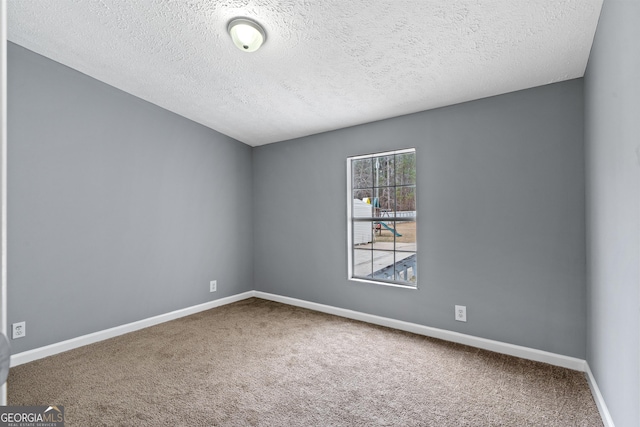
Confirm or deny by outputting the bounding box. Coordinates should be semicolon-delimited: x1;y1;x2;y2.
395;152;416;185
394;220;417;253
353;248;372;277
374;155;395;188
353;220;374;246
352;158;373;189
394;252;417;284
352;198;374;219
396;185;416;213
376;188;395;217
353;188;373;205
372;250;395;281
372;221;400;250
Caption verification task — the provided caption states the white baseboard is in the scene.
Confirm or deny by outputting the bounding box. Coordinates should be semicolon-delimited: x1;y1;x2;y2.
585;363;616;427
254;291;587;371
10;291;255;367
11;289;609;427
9;290;588;372
255;293;614;426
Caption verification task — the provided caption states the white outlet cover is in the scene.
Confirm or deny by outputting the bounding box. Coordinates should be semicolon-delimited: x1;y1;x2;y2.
455;305;467;322
210;280;217;292
12;321;26;339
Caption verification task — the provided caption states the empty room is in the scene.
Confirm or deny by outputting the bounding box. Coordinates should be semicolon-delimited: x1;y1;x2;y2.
0;1;638;426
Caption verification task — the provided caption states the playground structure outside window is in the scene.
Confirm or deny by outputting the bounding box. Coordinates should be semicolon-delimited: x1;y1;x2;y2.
347;148;417;288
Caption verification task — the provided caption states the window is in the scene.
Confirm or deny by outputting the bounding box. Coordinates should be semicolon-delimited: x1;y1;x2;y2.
347;148;417;287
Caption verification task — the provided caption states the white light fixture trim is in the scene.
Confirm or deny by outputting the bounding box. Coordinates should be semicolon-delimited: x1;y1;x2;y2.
227;18;266;52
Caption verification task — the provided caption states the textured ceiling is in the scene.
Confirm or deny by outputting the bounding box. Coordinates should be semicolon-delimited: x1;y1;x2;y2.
8;0;603;146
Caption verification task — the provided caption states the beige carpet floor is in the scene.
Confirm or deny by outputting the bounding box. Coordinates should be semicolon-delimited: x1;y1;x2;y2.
9;298;602;426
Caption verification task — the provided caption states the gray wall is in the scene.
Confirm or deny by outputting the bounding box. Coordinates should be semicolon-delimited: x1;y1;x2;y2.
585;1;640;426
7;43;253;354
253;80;587;358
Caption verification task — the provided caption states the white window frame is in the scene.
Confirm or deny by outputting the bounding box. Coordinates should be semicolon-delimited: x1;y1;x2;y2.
347;148;417;288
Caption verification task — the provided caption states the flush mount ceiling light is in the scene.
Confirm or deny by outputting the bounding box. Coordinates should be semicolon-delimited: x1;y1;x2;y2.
227;18;266;52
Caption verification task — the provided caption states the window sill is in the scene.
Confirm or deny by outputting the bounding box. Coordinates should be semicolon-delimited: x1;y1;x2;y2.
348;277;418;290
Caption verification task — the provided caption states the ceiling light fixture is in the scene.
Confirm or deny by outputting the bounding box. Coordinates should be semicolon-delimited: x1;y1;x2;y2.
227;18;266;52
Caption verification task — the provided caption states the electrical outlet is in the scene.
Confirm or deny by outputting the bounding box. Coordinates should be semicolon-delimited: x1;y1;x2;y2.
210;280;217;292
12;321;26;339
455;305;467;322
